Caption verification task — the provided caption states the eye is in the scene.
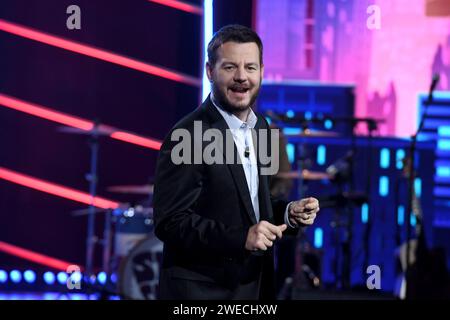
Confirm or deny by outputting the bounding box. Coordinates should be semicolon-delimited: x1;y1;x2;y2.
224;66;235;71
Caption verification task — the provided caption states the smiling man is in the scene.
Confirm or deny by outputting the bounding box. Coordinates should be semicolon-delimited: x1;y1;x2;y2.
153;25;319;300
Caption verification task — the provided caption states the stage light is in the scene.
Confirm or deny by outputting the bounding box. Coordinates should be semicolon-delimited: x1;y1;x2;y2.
89;275;96;284
410;214;417;227
316;145;326;165
148;0;203;15
0;167;120;210
396;149;405;169
10;270;22;283
379;176;389;197
97;272;107;285
110;273;117;284
43;271;55;285
398;205;405;225
202;0;214;100
361;203;369;224
0;19;200;87
324;119;333;129
437;166;450;177
283;128;302;136
286;143;295;164
438;126;450;137
286;110;295;118
0;270;7;283
0;94;162;151
380;148;390;169
314;228;323;248
110;131;162;150
434;186;450;197
304;111;312;120
438;139;450;151
23;270;36;283
57;272;68;285
414;178;422;197
70;271;82;284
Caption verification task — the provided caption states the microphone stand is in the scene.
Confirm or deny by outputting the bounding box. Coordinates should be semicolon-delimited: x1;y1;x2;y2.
405;75;439;296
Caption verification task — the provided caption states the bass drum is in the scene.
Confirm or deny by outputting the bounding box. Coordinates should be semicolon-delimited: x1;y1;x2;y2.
118;235;163;300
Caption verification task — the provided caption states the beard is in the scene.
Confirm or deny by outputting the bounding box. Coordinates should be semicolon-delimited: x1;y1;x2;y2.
211;80;261;115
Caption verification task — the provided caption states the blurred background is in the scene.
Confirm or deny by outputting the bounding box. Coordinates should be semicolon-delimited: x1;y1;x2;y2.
0;0;449;300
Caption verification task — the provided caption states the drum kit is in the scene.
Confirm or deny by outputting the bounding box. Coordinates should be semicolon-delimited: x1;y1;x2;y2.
57;125;163;299
107;186;163;300
71;185;162;300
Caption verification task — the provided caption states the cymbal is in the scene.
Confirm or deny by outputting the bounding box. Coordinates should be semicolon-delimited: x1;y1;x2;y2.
56;126;113;136
284;129;339;137
71;207;110;217
71;205;153;216
275;169;330;180
107;184;154;195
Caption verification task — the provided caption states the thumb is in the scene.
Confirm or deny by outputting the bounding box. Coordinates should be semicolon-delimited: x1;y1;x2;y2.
279;224;288;232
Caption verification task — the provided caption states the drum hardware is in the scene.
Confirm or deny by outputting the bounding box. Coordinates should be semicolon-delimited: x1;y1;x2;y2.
275;169;330;181
107;184;154;195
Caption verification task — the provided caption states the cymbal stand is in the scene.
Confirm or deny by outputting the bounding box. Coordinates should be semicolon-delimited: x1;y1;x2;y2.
85;121;100;282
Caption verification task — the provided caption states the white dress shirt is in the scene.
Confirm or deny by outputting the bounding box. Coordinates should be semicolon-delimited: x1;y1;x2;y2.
211;95;296;227
212;97;260;222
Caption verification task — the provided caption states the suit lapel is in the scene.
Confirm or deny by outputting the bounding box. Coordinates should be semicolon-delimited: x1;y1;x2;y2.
254;118;274;222
203;97;258;225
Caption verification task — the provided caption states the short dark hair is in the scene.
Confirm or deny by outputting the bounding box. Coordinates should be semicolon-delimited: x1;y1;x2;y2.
207;24;263;67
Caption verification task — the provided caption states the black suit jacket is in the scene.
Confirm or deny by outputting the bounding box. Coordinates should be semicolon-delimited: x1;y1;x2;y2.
153;96;296;299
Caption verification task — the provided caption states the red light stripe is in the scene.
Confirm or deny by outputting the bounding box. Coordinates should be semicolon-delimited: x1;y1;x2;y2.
0;241;81;271
0;19;201;87
0;94;93;130
0;167;120;209
149;0;204;15
111;131;162;150
0;93;162;150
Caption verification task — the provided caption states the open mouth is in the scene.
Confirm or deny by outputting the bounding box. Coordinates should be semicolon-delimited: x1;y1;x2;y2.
229;87;250;94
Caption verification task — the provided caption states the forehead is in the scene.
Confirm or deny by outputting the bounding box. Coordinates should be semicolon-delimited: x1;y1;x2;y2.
215;42;260;64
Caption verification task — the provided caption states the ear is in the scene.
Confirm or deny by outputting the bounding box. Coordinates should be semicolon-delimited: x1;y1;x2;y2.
206;62;213;81
260;63;264;79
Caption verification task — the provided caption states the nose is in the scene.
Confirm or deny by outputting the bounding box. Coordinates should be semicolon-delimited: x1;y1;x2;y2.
233;66;247;83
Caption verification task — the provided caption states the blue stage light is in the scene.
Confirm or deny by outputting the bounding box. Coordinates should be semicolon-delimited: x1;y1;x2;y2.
23;270;36;283
317;145;326;165
304;111;312;120
361;203;369;224
379;176;389;196
97;272;107;285
70;271;82;284
0;270;7;283
396;149;405;169
10;270;22;283
397;206;405;225
286;143;295;164
380;148;390;168
43;271;55;285
110;273;117;284
314;228;323;248
57;272;68;285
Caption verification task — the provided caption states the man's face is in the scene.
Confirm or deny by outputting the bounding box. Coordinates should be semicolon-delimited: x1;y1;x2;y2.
207;42;264;115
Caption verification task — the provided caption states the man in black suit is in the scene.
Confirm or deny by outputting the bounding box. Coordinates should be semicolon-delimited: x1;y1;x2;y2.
153;25;319;300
